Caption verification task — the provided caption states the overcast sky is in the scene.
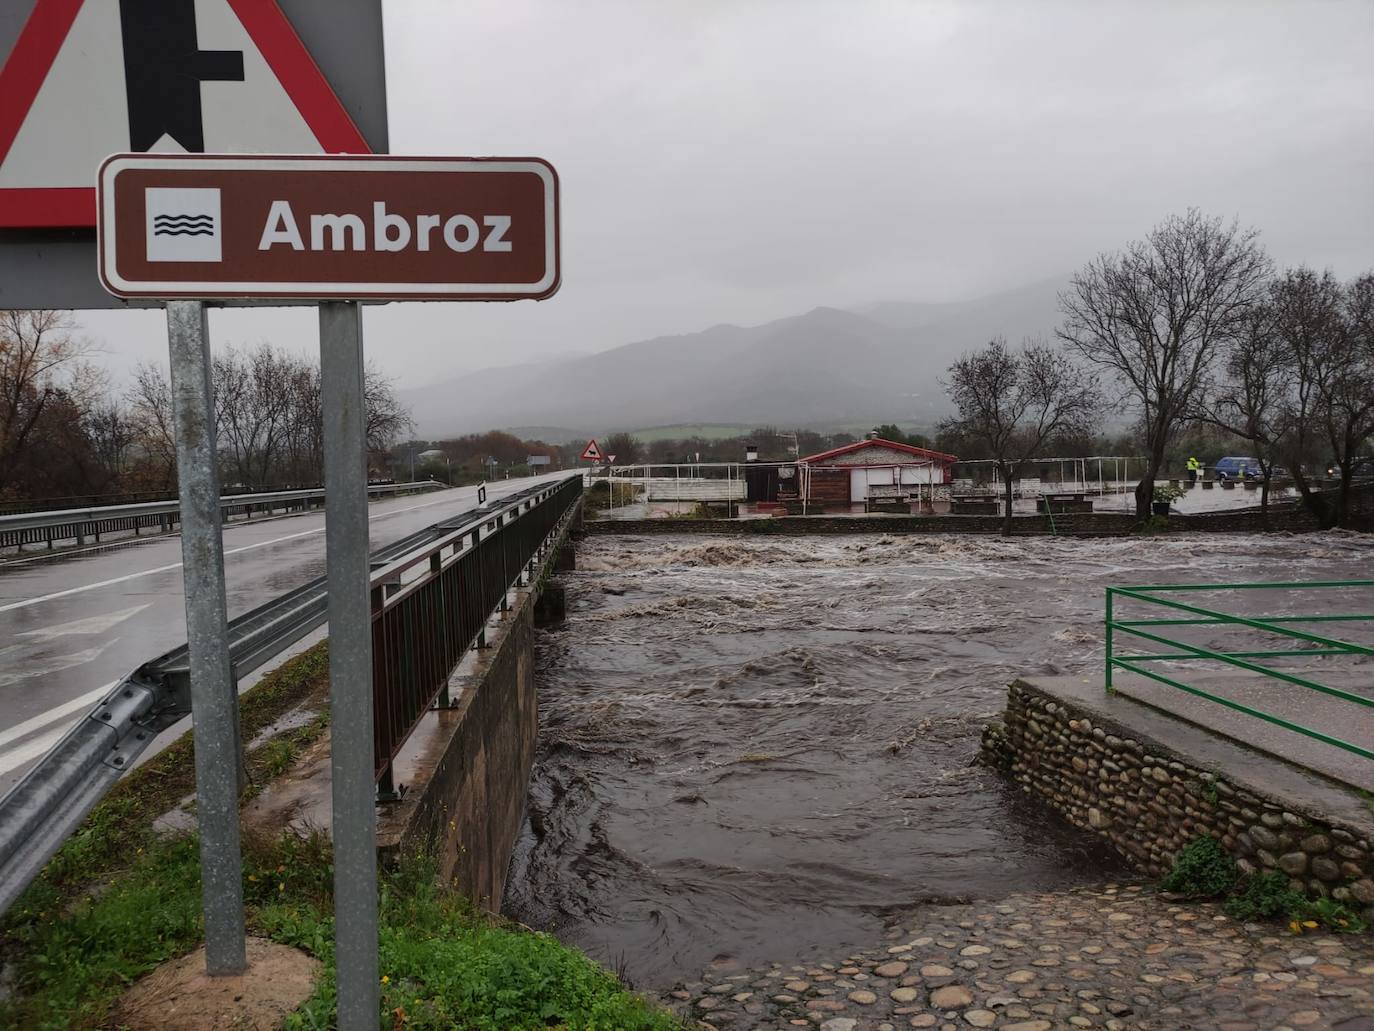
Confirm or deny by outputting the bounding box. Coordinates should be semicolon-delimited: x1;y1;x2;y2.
75;0;1374;391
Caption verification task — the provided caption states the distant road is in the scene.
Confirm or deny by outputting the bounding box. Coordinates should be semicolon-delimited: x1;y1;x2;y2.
0;473;567;791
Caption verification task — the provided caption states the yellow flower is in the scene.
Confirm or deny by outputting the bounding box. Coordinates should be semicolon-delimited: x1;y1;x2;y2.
381;975;390;985
1289;920;1301;933
1302;920;1318;929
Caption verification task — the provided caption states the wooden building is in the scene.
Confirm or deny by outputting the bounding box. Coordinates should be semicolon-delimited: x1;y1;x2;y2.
795;438;957;507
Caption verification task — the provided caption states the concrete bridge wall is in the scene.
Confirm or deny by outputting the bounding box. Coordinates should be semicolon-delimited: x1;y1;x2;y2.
374;502;581;907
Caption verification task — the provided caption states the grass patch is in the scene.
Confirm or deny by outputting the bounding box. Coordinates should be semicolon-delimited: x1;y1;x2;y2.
0;830;678;1030
625;424;750;443
0;635;679;1030
2;642;332;950
0;835;207;1029
270;842;677;1030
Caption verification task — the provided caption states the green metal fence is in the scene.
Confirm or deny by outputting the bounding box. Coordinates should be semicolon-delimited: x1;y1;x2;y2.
1105;581;1374;760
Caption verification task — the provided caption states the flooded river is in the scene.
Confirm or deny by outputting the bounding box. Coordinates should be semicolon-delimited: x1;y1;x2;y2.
503;530;1374;988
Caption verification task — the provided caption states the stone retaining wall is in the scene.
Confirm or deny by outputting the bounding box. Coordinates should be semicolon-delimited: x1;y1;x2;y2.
980;679;1374;922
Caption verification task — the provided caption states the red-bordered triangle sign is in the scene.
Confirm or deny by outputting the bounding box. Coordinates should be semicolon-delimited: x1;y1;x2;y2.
0;0;369;228
580;439;604;461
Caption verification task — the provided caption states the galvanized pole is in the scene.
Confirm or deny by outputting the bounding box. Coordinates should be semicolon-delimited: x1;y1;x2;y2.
165;299;247;976
318;301;379;1030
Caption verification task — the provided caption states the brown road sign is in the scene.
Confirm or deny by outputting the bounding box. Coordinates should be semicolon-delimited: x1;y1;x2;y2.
97;154;559;301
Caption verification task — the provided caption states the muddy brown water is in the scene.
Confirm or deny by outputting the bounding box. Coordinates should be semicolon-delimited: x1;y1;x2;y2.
503;530;1374;988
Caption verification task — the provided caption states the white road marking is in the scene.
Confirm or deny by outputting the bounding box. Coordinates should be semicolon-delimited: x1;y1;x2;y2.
17;603;151;639
0;478;556;769
0;488;483;616
0;681;115;751
0;724;73;774
0;643;114;689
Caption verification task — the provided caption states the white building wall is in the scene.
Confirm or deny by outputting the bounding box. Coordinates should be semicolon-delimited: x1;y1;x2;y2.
848;464;941;499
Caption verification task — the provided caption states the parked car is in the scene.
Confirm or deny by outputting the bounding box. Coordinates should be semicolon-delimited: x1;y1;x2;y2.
1213;456;1264;481
1326;457;1374;478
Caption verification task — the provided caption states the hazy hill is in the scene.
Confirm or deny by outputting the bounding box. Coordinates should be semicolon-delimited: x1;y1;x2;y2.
399;277;1068;438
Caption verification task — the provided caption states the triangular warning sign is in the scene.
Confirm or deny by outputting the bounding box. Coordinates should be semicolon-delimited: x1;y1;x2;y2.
580;439;604;461
0;0;369;228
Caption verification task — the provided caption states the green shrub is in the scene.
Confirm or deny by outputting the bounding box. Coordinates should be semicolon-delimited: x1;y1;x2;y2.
1301;896;1367;935
1160;836;1237;897
1137;513;1171;534
1223;872;1367;934
1223;871;1304;921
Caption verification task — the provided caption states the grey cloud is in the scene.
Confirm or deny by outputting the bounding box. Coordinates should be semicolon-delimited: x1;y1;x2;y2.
77;0;1374;396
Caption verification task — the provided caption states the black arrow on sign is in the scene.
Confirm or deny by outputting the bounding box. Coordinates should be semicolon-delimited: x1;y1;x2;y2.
119;0;245;153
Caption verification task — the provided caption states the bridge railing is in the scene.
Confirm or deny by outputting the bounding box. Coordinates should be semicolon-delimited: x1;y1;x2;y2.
0;474;582;915
0;480;445;551
369;474;582;790
1105;581;1374;760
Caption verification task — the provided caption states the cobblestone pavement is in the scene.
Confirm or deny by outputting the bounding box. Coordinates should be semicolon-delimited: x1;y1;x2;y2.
664;884;1374;1031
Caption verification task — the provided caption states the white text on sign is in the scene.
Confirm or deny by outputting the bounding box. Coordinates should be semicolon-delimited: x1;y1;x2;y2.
258;202;514;254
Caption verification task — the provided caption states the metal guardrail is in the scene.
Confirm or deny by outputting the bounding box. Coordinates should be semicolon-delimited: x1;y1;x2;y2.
0;474;582;915
1106;581;1374;760
0;482;367;517
0;480;444;550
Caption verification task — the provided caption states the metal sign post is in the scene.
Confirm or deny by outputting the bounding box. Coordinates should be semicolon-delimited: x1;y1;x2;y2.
165;299;246;975
318;301;378;1028
99;149;561;1027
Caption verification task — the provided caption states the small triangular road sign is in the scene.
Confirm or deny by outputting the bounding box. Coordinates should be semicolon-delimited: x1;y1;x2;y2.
580;439;604;462
0;0;369;228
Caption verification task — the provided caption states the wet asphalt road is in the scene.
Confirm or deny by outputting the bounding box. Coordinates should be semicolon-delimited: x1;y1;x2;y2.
0;474;566;791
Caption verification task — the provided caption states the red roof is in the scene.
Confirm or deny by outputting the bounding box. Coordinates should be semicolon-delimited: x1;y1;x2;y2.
798;437;958;466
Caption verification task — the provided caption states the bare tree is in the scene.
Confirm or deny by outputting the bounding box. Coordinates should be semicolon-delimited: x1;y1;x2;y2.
941;337;1099;533
84;398;140;488
126;362;180;489
1192;304;1288;521
1058;210;1270;518
0;310;98;495
213;344;301;487
1272;268;1374;528
364;363;411;459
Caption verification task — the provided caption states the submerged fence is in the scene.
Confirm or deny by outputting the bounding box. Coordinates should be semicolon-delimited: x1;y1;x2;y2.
1105;581;1374;760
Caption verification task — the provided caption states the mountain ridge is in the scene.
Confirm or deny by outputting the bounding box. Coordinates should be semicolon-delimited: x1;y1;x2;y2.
399;276;1070;438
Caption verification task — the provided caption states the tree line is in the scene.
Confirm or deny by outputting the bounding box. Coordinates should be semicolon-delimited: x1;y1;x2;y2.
390;427;867;484
0;310;410;502
944;210;1372;529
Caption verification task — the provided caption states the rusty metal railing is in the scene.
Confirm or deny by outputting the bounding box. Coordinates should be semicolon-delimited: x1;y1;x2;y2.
368;474;582;793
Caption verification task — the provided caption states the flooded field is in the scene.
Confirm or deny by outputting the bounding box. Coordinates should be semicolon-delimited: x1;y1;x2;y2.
504;530;1374;988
